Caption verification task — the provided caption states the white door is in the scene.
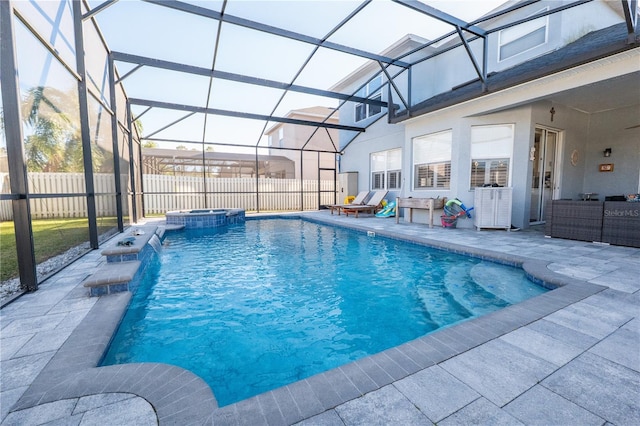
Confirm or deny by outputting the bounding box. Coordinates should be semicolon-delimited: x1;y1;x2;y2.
530;127;561;223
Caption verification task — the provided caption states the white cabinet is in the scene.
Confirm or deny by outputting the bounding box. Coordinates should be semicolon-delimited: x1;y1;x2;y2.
474;187;513;231
337;172;358;203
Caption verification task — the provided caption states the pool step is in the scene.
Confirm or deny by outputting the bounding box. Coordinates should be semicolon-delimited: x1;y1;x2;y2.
83;261;141;297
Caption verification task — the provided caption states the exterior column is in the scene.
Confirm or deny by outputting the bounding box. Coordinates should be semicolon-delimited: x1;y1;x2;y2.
0;0;38;291
72;0;99;248
107;53;124;232
126;101;138;223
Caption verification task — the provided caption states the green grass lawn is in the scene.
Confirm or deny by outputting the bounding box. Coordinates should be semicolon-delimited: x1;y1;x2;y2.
1;217;117;282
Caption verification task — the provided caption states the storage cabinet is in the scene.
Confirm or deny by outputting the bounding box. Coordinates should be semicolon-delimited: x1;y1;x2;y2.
337;172;358;203
474;187;513;231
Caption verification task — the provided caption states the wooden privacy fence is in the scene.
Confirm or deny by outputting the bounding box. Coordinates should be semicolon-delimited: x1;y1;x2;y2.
0;173;336;220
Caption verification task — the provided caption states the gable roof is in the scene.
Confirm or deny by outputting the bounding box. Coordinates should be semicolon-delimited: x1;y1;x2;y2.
392;22;639;123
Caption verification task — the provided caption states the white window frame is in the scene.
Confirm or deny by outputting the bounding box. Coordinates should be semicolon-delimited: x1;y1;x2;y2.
470;124;514;189
412;130;452;190
371;148;401;190
498;8;548;61
355;75;383;122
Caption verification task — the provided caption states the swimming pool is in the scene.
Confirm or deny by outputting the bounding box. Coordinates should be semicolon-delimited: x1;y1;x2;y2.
102;218;547;406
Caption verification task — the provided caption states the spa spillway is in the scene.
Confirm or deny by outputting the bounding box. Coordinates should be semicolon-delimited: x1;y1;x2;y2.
165;209;245;229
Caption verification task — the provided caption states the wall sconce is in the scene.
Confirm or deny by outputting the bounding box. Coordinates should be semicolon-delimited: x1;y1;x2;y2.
603;148;612;157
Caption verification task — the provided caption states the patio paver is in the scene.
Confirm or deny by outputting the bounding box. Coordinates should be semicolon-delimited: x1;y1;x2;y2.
1;211;638;425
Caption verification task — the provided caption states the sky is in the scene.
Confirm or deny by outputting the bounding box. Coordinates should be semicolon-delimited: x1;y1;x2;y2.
87;0;507;152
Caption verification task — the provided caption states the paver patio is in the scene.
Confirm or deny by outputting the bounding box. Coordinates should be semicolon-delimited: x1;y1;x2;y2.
1;210;638;425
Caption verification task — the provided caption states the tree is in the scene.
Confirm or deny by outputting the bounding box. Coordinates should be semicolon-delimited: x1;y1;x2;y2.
22;88;71;172
21;86;108;173
22;86;82;172
133;118;144;138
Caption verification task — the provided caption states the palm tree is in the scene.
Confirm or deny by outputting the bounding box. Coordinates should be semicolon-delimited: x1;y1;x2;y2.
22;86;79;172
21;86;110;174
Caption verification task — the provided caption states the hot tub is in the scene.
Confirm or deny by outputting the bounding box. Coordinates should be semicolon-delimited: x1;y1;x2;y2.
165;209;245;229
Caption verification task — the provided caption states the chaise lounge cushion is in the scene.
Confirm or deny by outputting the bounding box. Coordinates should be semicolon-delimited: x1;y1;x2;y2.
343;190;388;217
328;191;370;215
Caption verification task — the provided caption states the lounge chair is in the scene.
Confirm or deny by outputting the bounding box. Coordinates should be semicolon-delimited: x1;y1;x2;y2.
328;191;370;215
342;190;388;218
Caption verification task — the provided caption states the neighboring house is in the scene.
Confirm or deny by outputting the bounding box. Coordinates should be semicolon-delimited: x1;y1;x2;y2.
265;107;339;180
331;0;640;229
142;148;295;178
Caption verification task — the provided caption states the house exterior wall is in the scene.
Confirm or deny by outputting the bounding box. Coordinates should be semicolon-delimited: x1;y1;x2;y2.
556;1;622;46
407;1;625;107
336;1;636;228
339;116;405;199
333;36;428;134
411;38;483;105
337;88;389;146
341;67;639;229
489;5;563;74
340;102;537;228
583;105;640;196
403;105;535;229
486;0;622;73
527;101;640;203
529;101;589;202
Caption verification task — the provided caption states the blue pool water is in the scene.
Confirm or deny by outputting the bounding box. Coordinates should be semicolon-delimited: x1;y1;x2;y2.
102;219;547;406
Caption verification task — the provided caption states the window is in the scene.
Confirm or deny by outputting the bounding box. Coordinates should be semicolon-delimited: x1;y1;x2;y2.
470;124;514;188
355;75;383;122
413;130;452;190
471;160;510;187
499;9;548;61
372;171;385;190
371;148;401;190
278;127;284;148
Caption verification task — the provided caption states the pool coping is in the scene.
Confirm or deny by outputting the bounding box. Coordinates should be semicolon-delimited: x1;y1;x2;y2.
11;213;606;425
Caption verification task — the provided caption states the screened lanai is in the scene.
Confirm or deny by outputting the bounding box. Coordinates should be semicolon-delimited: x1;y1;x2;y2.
1;0;638;299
